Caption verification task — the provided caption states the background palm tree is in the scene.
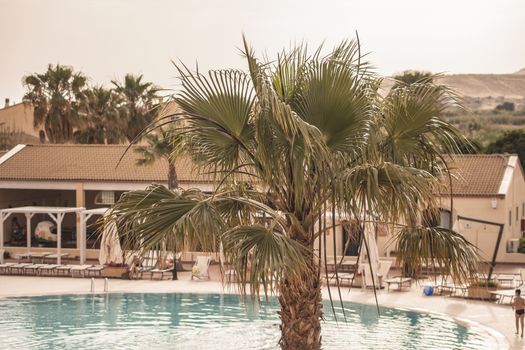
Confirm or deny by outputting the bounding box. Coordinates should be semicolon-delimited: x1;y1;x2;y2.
134;126;182;190
134;124;184;279
74;86;127;144
23;64;87;143
112;74;161;142
106;38;482;350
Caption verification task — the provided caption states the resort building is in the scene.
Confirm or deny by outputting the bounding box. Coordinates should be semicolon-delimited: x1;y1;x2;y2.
0;143;523;266
318;154;525;265
0;144;213;260
0;101;41;145
438;154;525;264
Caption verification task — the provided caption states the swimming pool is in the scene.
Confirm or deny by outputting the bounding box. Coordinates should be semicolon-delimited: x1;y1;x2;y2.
0;293;496;349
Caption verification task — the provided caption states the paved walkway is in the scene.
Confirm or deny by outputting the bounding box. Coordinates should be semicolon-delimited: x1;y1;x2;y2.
0;267;522;349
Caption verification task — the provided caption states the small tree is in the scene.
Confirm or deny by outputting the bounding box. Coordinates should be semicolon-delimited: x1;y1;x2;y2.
485;130;525;169
392;70;433;88
494;101;515;112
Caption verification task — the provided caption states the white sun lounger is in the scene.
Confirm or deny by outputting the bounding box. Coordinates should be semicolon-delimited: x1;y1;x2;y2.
69;265;94;278
150;268;173;280
23;264;46;275
44;253;70;264
39;264;60;276
28;252;52;264
0;263;16;274
10;263;31;274
85;265;105;277
191;256;212;280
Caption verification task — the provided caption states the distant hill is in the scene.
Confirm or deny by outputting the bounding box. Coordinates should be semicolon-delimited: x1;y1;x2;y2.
436;69;525;99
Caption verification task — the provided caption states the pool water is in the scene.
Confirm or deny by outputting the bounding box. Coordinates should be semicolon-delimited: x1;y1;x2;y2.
0;293;494;349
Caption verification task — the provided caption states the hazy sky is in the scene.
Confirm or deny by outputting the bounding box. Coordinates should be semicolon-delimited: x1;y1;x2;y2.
1;0;524;101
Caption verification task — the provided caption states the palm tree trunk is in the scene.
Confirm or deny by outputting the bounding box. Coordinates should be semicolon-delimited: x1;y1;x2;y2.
278;265;322;350
168;161;179;280
168;162;179;190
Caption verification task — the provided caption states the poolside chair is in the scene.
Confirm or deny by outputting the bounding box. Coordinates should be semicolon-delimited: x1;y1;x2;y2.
28;252;51;264
23;264;45;276
69;265;92;278
10;263;30;275
149;267;173;280
85;265;105;278
39;264;59;276
44;253;70;264
0;263;15;275
363;260;393;289
191;256;212;280
55;265;71;276
435;276;455;295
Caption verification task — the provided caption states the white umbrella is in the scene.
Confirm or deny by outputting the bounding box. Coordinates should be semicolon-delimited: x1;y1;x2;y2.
359;221;380;288
98;213;123;265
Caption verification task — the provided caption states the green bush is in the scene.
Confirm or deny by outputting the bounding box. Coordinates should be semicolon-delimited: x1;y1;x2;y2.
518;237;525;254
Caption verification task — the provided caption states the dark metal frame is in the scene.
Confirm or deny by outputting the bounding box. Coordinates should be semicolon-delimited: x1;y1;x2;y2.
457;215;505;281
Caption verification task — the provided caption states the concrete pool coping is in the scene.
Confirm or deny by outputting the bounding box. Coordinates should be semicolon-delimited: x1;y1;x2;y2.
0;275;514;349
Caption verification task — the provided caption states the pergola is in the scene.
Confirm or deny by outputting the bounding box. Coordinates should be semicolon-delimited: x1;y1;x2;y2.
0;206;109;265
79;207;109;264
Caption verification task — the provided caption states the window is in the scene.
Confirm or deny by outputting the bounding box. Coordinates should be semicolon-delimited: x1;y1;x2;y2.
439;209;451;229
517;206;520;222
509;211;512;226
522;202;525;218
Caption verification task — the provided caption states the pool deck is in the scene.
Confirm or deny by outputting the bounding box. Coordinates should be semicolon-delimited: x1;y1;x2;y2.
0;266;522;349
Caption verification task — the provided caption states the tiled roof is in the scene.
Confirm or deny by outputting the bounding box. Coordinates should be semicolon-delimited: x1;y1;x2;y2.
443;154;510;197
0;144;212;183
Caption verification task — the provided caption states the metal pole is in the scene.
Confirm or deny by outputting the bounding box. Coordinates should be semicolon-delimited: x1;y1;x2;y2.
457;215;504;281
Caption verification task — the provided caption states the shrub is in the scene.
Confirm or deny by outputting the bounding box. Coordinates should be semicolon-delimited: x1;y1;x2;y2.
518;237;525;254
495;101;515;112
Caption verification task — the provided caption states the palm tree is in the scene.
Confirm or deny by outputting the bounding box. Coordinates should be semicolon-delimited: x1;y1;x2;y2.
75;86;127;144
23;64;87;143
106;38;481;349
134;125;184;279
134;126;182;190
112;74;161;142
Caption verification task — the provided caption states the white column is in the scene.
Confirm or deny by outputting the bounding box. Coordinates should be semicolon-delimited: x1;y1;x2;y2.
0;213;4;264
57;213;64;265
25;213;33;252
80;213;87;264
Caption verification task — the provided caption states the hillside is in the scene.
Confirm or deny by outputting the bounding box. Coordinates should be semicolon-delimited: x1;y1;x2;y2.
436;70;525;99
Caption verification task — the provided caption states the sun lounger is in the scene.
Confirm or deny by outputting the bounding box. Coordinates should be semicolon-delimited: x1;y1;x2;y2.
67;265;92;277
39;264;60;276
491;285;525;304
23;264;42;275
10;263;31;275
15;253;32;263
29;252;51;264
385;277;412;291
44;253;70;264
0;263;15;274
55;265;73;276
150;268;173;280
191;256;212;280
85;265;105;277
